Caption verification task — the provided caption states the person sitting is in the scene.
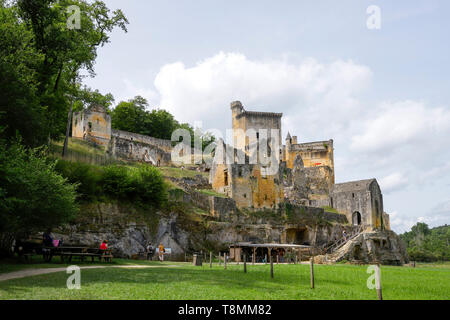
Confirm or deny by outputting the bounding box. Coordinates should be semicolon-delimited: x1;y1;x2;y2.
43;229;54;247
100;240;108;252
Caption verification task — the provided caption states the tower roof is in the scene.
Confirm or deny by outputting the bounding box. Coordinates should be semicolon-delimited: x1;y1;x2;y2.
286;132;292;140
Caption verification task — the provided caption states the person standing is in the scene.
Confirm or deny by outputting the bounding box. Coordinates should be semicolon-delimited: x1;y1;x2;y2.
146;243;154;260
158;243;165;262
342;230;348;242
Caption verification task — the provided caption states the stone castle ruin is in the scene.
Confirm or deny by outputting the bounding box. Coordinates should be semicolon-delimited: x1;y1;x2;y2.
72;104;171;166
70;102;408;265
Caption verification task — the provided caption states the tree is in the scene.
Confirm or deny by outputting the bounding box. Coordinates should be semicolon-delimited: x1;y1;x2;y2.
111;96;148;134
400;223;450;262
0;139;79;256
0;0;128;147
0;3;46;147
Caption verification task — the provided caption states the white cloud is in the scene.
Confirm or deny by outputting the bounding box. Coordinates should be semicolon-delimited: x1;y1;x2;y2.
152;52;372;134
350;100;450;154
379;172;408;194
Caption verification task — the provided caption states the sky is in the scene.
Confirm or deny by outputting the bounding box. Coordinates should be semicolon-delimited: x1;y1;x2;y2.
83;0;450;233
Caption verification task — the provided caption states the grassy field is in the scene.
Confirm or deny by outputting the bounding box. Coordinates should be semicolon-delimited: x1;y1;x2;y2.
0;259;448;300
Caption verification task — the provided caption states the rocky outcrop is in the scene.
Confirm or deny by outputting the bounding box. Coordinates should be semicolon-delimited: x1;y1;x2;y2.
314;230;409;265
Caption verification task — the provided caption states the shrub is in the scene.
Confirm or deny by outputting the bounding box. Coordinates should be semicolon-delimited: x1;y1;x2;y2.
101;165;134;198
0;141;78;256
133;166;167;207
55;160;103;200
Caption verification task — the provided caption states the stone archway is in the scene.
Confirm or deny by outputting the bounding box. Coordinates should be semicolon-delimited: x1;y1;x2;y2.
352;211;362;226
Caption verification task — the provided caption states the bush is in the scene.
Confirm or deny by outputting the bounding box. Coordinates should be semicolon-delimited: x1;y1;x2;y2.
54;159;168;207
133;166;167;207
0;141;78;256
101;165;134;198
55;160;103;200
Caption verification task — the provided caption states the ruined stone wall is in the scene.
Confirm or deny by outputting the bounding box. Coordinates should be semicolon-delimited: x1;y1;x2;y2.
230;163;284;209
369;181;384;230
210;163;232;196
292;166;333;205
285;140;335;183
72;105;111;147
331;180;386;231
383;212;391;231
109;134;171;166
331;188;372;228
111;129;172;153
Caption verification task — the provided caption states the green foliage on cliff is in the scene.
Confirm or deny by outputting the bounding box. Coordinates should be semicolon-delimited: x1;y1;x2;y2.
0;140;78;255
55;160;167;207
400;223;450;262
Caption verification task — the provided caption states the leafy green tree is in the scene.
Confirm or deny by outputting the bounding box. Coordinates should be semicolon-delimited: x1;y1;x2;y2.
72;86;115;113
400;223;450;262
0;140;79;256
0;0;128;147
0;3;46;147
111;96;148;134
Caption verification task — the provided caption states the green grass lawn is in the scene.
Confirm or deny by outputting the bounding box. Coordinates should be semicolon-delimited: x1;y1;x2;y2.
0;260;448;300
159;166;209;179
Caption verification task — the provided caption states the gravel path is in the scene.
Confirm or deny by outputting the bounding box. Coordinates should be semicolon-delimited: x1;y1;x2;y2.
0;265;179;282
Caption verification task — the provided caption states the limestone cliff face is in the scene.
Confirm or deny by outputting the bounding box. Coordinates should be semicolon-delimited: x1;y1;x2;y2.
54;201;407;265
55;203;191;259
314;230;409;265
54;201;350;259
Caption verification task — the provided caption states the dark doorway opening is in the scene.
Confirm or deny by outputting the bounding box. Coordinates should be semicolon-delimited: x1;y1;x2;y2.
352;211;362;226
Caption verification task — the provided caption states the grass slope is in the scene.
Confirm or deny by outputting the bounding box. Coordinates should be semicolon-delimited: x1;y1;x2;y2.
0;261;448;300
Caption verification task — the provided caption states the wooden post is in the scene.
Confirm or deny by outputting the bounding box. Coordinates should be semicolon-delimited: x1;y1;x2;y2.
210;252;212;268
375;264;382;300
252;247;256;265
277;254;279;264
270;255;274;279
310;258;315;289
244;254;247;273
265;254;267;265
219;252;221;266
62;99;73;158
413;261;416;268
224;254;227;270
295;253;298;265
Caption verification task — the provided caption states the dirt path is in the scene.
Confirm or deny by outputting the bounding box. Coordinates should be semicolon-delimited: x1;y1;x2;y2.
0;265;179;282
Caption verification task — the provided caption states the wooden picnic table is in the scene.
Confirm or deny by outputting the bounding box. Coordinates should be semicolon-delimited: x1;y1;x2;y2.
42;246;113;263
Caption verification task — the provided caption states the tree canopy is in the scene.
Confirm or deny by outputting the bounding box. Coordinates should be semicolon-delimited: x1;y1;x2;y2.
0;0;128;147
111;96;216;149
400;223;450;261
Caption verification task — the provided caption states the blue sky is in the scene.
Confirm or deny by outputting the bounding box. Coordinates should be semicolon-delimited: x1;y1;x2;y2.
84;0;450;233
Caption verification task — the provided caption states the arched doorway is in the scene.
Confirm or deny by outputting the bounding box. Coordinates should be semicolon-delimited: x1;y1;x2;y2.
352;211;362;226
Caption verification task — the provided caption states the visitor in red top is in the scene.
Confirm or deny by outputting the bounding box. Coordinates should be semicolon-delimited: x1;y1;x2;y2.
100;240;108;251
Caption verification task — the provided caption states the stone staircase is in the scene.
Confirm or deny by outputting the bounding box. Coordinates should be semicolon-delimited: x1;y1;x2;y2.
325;225;364;254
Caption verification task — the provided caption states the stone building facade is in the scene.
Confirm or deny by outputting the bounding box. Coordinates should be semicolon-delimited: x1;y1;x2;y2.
331;179;389;231
72;104;112;147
